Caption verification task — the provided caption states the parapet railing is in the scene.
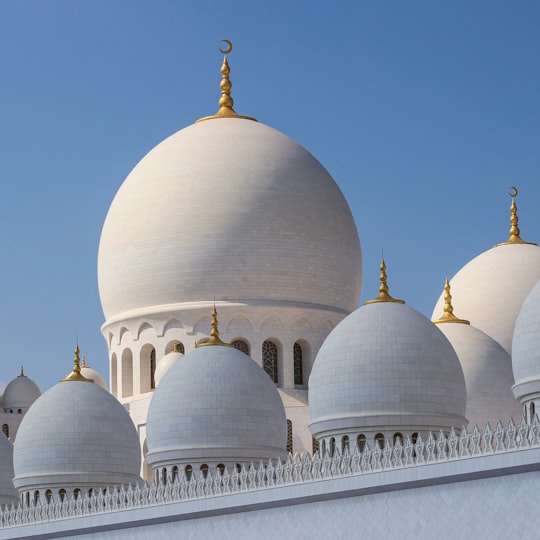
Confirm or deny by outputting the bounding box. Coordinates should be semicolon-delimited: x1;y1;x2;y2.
2;416;539;529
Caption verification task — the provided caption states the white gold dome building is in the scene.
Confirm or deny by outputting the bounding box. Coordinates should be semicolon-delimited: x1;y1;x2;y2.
433;279;522;428
146;309;287;481
309;261;467;453
13;348;141;503
97;48;362;462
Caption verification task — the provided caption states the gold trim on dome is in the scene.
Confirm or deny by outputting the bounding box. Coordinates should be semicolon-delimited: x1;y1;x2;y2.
61;344;93;382
197;40;257;123
433;277;470;325
364;258;405;305
195;306;233;348
496;186;536;246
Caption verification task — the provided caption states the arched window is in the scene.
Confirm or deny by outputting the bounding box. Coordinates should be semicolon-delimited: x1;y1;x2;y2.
232;339;250;356
88;489;94;498
262;340;278;383
150;348;156;389
200;464;209;479
531;402;536;420
393;432;403;445
329;437;336;457
17;409;22;414
185;465;193;481
357;434;366;452
59;489;66;502
412;432;419;444
312;437;320;455
162;467;167;485
111;353;118;397
45;490;52;504
25;492;30;506
293;342;303;386
321;439;326;457
286;419;293;454
2;424;9;438
73;488;81;500
342;435;350;453
217;464;225;475
33;491;39;505
375;433;385;449
172;466;178;483
121;348;133;398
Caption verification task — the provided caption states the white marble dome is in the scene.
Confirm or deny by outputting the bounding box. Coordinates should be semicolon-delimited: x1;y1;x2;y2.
309;302;467;440
512;279;540;405
98;118;362;323
154;348;183;387
435;321;522;428
0;435;17;505
432;244;540;355
146;344;287;469
13;378;141;494
3;371;40;412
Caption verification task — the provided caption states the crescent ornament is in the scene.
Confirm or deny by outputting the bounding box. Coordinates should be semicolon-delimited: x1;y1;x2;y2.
219;40;233;55
509;186;518;198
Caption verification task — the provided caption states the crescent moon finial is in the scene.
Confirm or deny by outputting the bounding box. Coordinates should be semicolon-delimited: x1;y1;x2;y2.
219;39;233;55
509;186;518;198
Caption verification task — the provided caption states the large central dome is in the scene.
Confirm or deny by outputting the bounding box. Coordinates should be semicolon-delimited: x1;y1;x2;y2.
98;118;362;322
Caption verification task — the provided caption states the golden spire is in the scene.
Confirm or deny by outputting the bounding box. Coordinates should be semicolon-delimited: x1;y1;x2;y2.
364;258;405;305
195;305;233;348
197;40;257;123
497;186;536;246
19;366;25;377
433;277;470;325
61;344;93;382
81;355;88;368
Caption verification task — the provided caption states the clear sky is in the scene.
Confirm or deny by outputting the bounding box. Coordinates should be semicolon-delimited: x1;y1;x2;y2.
0;1;539;391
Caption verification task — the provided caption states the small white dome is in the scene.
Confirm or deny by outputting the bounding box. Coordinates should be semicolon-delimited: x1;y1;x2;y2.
13;379;141;493
98;118;361;324
79;366;107;391
435;322;521;427
146;344;287;468
3;371;41;412
512;279;540;403
0;435;17;505
309;302;467;439
432;244;540;355
154;349;183;387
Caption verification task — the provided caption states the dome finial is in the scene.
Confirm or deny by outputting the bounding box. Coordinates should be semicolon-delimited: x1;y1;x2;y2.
172;341;181;353
19;365;25;377
196;304;233;348
497;186;536;246
433;277;470;325
364;257;405;305
197;40;257;123
61;344;93;382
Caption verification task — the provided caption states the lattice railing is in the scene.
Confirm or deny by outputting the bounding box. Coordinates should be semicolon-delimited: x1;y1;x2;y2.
2;416;538;529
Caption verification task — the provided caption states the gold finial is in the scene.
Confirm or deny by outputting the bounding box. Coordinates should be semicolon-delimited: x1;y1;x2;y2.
195;305;233;348
197;40;257;123
81;354;88;368
61;344;93;382
497;186;536;246
433;277;470;325
364;258;405;305
19;366;25;377
172;341;181;353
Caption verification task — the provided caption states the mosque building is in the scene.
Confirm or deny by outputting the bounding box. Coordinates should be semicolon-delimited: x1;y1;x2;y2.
1;42;540;538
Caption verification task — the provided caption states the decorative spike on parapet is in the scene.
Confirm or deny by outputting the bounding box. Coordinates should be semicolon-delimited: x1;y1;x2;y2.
197;40;257;123
497;186;536;246
364;258;405;304
433;277;470;325
60;344;93;382
195;306;233;348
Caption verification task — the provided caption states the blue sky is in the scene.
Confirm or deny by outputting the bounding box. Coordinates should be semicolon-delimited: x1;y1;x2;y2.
0;1;539;391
